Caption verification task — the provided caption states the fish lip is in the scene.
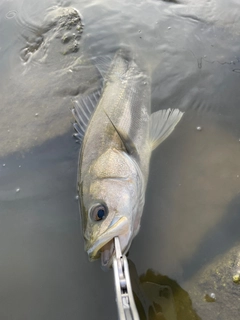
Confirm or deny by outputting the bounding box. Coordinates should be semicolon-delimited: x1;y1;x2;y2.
86;216;129;265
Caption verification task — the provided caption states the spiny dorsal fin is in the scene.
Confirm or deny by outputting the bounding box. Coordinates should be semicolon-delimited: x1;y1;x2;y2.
149;108;184;150
72;90;101;143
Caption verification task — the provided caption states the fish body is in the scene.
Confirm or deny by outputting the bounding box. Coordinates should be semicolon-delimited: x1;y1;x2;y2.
72;50;183;267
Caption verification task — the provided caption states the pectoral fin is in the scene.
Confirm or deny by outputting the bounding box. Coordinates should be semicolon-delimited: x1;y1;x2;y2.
149;109;184;150
104;110;138;156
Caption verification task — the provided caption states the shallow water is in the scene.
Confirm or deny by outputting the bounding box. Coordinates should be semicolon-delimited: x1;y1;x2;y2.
1;0;240;319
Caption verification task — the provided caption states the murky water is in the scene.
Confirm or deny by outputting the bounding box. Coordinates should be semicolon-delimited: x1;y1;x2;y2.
1;0;240;319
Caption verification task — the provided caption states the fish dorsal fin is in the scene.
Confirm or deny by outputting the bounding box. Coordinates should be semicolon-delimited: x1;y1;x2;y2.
72;90;101;142
149;108;184;150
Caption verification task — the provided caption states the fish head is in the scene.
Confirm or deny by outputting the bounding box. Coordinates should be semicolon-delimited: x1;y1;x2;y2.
79;149;145;268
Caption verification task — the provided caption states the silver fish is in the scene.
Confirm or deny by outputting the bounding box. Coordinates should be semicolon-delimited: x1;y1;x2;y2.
72;50;183;267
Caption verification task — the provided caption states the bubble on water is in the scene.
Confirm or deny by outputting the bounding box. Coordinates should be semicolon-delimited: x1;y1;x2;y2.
35;113;39;117
204;293;216;302
196;126;202;131
2;164;6;167
168;26;171;30
16;188;20;193
19;165;21;168
75;195;79;200
69;69;73;73
210;293;216;299
6;10;17;19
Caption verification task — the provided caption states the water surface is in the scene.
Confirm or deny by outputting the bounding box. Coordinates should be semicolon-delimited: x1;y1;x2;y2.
1;0;240;319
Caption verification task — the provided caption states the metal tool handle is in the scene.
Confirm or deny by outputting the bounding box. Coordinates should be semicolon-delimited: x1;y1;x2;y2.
113;237;140;320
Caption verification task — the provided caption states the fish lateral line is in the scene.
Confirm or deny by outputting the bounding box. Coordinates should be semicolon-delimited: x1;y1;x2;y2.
95;176;132;181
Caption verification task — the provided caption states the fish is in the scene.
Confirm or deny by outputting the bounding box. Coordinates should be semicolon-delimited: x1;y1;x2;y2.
72;50;184;268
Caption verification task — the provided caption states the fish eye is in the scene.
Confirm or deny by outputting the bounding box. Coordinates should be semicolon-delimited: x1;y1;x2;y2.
91;204;107;221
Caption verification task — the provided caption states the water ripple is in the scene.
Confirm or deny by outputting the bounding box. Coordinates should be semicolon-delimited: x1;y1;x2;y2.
5;10;17;19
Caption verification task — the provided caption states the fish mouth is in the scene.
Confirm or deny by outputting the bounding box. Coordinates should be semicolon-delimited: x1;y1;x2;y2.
86;216;130;268
100;239;115;268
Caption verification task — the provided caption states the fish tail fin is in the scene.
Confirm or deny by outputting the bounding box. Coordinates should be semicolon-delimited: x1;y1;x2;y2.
149;109;184;150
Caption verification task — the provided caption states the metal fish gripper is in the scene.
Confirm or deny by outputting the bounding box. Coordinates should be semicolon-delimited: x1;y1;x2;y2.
113;237;139;320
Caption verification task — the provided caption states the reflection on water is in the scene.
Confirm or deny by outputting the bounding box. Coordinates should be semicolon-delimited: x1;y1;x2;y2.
1;0;240;318
129;260;201;320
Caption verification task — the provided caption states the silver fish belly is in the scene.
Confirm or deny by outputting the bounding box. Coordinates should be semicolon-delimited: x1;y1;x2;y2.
72;50;183;267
